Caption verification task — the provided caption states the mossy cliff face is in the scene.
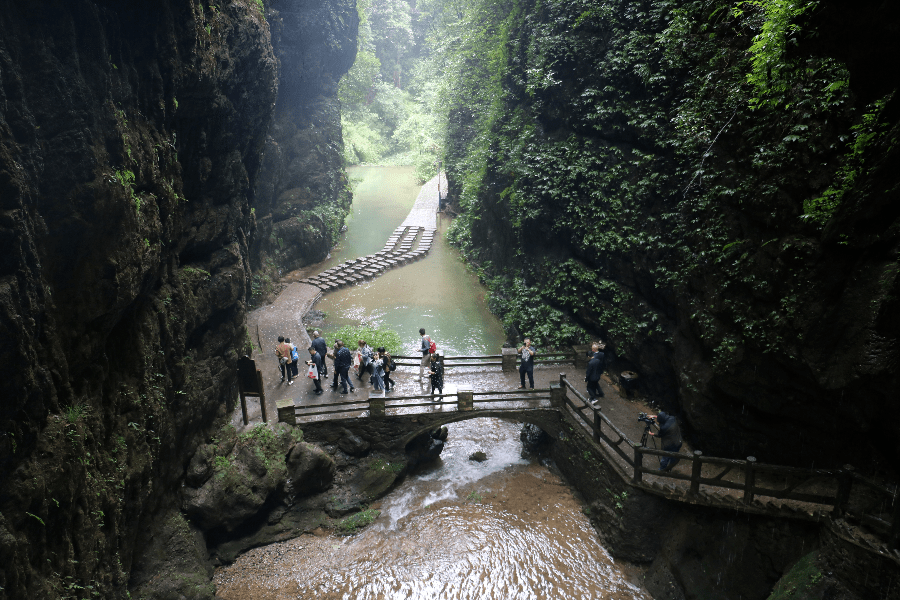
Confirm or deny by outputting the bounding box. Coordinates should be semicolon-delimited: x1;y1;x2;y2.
444;0;900;468
250;0;357;296
0;1;277;598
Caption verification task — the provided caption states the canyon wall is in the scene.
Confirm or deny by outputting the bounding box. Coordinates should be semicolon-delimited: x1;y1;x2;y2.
443;0;900;470
0;1;355;597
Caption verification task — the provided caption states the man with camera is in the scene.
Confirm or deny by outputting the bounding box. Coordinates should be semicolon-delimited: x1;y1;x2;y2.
646;411;683;472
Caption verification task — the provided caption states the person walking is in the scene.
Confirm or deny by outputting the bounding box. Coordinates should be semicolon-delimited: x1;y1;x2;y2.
586;342;606;406
418;328;432;381
357;340;374;383
380;347;396;392
306;346;324;395
333;340;355;394
328;339;341;389
428;353;444;398
371;351;385;392
517;338;536;389
275;336;293;385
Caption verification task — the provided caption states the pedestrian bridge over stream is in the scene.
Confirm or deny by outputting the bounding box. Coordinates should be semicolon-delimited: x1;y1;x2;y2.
276;373;900;561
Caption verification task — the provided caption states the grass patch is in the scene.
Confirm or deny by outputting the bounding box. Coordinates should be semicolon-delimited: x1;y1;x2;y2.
338;508;380;533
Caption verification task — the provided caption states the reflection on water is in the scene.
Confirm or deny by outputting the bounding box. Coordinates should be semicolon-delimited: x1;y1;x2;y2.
214;419;649;600
315;166;507;356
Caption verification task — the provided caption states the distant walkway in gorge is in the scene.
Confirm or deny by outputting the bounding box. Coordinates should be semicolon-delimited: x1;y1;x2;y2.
299;172;445;292
240;173;446;427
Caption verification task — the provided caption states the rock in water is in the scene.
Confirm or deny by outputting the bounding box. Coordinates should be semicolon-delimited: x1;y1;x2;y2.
520;423;549;454
469;451;488;462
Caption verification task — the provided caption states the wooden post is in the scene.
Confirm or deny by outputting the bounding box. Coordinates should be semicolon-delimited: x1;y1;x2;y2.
369;392;385;418
501;347;517;372
458;387;473;412
834;464;854;517
549;383;566;409
257;370;267;424
276;399;296;425
633;443;644;484
593;410;602;443
743;456;757;504
239;391;249;425
891;491;900;549
689;450;703;496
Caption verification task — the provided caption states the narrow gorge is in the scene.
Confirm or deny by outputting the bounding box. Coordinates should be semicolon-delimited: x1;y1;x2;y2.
0;1;898;599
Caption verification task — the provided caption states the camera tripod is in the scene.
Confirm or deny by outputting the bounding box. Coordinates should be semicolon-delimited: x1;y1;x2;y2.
639;422;662;468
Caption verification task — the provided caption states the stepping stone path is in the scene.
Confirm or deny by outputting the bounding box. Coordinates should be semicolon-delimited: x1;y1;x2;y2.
299;173;444;293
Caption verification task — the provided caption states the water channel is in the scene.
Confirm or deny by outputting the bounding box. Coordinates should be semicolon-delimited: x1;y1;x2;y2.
215;166;650;599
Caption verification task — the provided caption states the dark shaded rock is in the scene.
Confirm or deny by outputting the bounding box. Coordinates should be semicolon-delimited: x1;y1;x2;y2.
286;442;336;496
406;433;445;469
128;510;215;600
338;427;371;457
432;426;449;441
186;445;214;488
469;451;487;462
520;423;550;454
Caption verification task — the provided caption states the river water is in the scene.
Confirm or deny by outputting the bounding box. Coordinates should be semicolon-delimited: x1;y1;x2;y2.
314;166;506;356
214;167;649;599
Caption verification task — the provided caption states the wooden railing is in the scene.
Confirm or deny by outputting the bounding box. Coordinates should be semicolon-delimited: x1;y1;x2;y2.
282;387;552;421
555;373;900;547
388;346;578;371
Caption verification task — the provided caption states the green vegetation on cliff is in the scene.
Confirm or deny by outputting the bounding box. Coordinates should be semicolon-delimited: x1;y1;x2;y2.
435;0;900;465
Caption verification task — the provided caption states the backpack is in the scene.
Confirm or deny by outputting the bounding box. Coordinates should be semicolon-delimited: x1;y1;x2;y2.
388;356;397;372
290;346;299;362
428;340;437;354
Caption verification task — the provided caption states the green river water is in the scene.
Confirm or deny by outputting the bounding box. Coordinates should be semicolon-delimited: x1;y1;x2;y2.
314;165;507;356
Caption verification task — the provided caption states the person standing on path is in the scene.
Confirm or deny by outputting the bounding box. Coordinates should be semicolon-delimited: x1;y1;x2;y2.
286;337;300;380
310;330;328;382
586;342;606;406
333;340;355;394
328;339;341;389
380;347;395;392
306;346;324;395
419;328;432;381
517;338;536;389
275;336;293;385
428;353;444;397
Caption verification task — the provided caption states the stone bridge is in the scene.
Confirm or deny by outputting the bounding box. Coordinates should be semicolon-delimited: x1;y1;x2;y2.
298;407;564;453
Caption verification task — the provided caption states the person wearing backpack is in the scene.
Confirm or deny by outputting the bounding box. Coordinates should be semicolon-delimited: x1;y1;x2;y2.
286;337;300;380
418;328;434;381
379;347;395;392
275;336;293;385
517;337;536;389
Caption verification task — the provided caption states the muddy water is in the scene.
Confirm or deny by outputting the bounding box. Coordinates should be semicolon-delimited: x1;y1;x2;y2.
214;418;649;600
315;165;506;356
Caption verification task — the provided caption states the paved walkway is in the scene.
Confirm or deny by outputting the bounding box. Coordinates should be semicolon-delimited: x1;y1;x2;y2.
233;173;446;430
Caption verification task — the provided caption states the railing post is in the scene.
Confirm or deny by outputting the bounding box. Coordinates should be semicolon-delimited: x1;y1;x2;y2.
276;399;296;425
457;386;473;412
369;391;385;418
257;370;268;423
593;409;603;443
834;464;854;517
689;450;703;497
633;443;644;484
891;495;900;549
501;347;517;372
550;383;566;409
573;344;591;369
743;456;757;504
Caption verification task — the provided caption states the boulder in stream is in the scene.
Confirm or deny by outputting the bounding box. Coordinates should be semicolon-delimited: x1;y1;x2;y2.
338;427;372;457
469;451;488;462
286;441;336;496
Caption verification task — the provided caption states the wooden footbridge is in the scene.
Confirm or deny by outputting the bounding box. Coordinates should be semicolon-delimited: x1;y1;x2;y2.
276;368;900;556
